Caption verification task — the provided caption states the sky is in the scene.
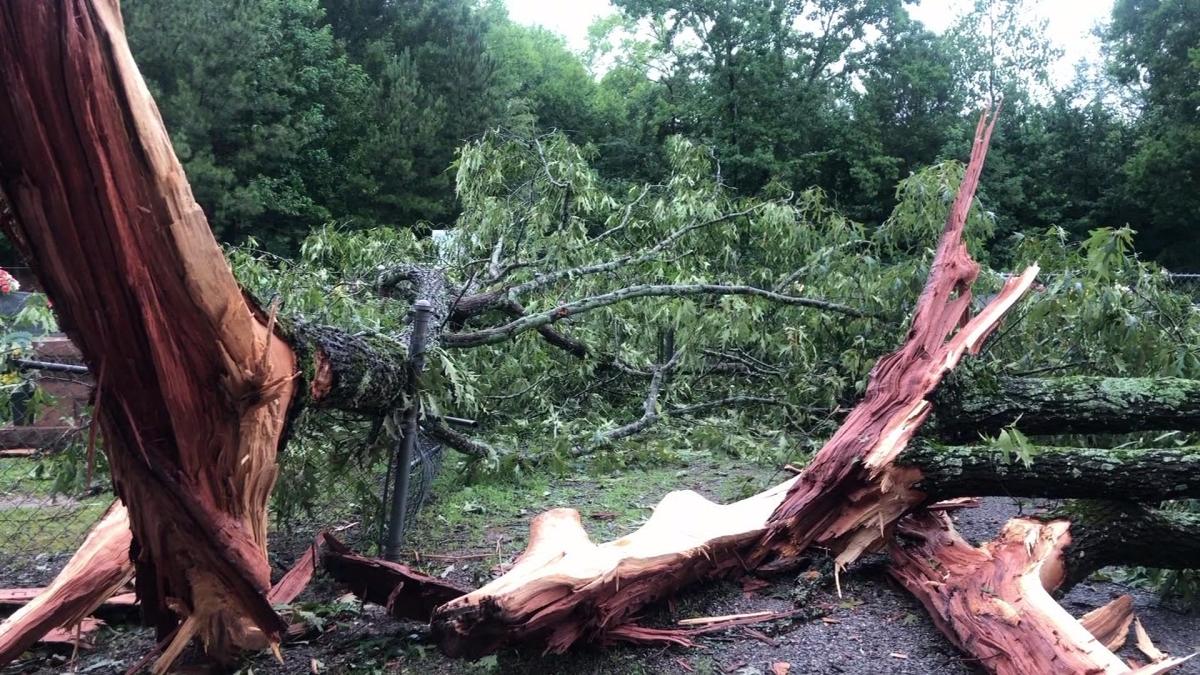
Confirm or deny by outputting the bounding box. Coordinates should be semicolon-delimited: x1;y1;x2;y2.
504;0;1115;86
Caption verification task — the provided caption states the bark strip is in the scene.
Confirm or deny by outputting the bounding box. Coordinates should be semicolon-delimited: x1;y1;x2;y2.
0;502;132;664
321;534;467;622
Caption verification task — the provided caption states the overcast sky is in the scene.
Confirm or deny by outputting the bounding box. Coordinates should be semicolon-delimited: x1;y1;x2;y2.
504;0;1114;85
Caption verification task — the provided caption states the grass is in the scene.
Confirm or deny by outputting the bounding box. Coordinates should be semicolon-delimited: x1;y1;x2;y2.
0;456;110;557
0;499;109;556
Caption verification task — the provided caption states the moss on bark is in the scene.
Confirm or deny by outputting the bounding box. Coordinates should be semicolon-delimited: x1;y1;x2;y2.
932;376;1200;441
900;442;1200;501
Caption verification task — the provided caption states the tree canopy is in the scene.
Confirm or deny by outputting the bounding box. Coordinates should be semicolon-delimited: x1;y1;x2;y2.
98;0;1198;269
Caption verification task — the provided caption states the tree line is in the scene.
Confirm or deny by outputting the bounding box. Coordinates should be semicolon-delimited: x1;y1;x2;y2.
119;0;1198;264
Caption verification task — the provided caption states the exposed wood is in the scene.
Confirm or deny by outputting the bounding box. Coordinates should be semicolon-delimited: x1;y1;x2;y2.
429;110;1040;657
0;502;132;665
266;534;326;606
677;611;774;626
432;482;800;657
890;511;1194;675
1134;617;1168;663
0;0;296;661
933;375;1200;441
1080;595;1134;652
321;534;468;622
760;110;1033;571
0;590;137;612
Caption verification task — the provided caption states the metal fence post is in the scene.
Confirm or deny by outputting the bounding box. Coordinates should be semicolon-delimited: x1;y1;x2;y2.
384;299;433;561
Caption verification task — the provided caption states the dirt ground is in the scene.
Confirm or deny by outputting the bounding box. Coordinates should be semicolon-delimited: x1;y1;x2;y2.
2;459;1196;675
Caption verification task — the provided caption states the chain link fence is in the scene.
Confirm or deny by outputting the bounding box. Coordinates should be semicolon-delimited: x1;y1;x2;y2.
0;425;443;587
1167;273;1200;299
0;444;110;587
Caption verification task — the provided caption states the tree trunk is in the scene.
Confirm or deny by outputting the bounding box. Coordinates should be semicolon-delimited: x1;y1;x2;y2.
1056;501;1200;588
888;510;1193;675
901;442;1200;501
933;375;1200;441
0;0;296;662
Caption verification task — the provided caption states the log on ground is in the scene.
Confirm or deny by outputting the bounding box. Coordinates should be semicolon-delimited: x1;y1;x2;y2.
933;375;1200;441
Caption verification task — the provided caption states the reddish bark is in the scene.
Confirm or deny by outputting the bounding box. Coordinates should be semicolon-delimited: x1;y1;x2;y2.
321;534;468;622
758;110;1031;568
266;534;327;607
430;109;1039;657
0;0;297;662
888;512;1190;675
0;502;132;664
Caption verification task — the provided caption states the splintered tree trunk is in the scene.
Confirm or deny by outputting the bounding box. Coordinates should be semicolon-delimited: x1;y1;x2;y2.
431;110;1041;656
933;375;1200;441
0;502;132;664
888;511;1194;675
0;0;296;661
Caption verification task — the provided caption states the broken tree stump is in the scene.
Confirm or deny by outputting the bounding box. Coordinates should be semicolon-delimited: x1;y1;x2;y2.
0;0;296;662
888;511;1193;675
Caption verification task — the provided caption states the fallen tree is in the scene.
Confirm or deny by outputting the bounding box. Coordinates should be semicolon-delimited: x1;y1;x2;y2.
0;0;875;667
429;110;1042;655
1;3;1197;672
933;375;1200;441
426;111;1200;670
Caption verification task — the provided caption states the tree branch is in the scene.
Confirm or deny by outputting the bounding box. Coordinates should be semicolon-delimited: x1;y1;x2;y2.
420;416;499;460
591;347;682;445
503;205;769;298
443;283;868;349
668;395;789;418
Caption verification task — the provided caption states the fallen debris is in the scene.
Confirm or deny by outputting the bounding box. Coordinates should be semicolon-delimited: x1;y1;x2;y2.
321;534;467;622
1080;595;1135;652
889;511;1193;675
0;502;132;664
430;110;1040;658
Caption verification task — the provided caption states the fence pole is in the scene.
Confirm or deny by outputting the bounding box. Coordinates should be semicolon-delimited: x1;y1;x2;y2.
384;299;433;561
